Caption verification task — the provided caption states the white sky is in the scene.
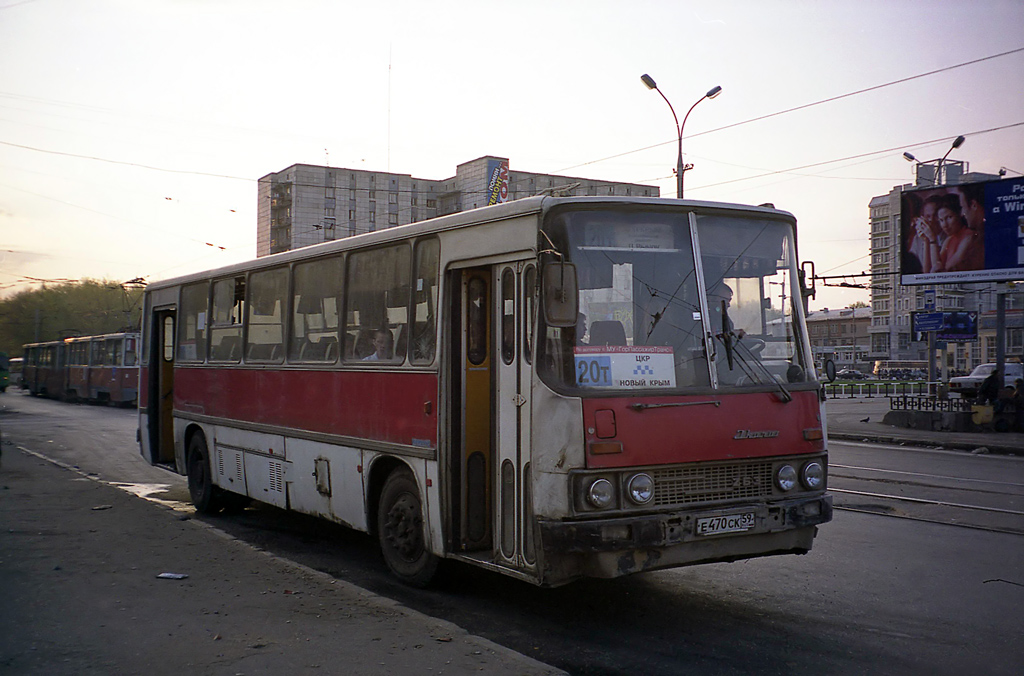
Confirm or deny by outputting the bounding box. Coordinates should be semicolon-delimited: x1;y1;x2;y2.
1;0;1022;311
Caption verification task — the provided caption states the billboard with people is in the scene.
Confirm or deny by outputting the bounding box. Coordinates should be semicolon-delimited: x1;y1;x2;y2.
900;176;1024;285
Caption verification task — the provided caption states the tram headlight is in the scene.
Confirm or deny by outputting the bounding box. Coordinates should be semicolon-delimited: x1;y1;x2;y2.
801;461;824;490
626;473;654;505
586;478;615;509
775;464;797;492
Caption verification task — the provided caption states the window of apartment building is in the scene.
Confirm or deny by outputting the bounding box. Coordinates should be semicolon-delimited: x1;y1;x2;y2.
1009;328;1024;353
369;212;376;223
350;189;357;200
389;192;398;204
369;201;376;213
426;199;437;208
388;214;398;225
325;187;335;198
349;210;356;220
325;208;335;218
369;190;376;200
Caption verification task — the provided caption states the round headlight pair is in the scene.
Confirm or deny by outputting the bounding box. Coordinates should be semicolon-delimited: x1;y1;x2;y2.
776;461;825;492
586;474;655;509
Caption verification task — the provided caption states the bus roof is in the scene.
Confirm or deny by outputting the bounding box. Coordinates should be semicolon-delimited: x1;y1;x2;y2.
145;195;796;292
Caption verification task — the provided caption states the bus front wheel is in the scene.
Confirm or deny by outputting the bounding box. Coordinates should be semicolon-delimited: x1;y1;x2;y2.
377;468;438;587
187;434;224;514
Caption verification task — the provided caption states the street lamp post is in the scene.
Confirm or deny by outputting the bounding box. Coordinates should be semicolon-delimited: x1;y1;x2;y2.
641;74;721;199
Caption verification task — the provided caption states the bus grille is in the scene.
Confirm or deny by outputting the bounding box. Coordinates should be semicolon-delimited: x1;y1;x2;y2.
651;461;774;507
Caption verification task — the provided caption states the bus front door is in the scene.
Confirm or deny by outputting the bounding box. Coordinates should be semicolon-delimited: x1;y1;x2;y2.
453;263;536;573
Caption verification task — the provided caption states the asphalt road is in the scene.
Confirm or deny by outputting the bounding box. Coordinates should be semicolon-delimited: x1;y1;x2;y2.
2;390;1023;675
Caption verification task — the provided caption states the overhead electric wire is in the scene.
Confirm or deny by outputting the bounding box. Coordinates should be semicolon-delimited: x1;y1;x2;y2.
557;46;1024;174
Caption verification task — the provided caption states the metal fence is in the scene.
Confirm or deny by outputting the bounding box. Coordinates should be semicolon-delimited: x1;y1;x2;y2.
824;382;933;399
889;395;974;412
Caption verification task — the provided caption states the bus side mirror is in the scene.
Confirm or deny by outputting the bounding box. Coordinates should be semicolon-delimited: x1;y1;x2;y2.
542;262;579;327
824;359;837;383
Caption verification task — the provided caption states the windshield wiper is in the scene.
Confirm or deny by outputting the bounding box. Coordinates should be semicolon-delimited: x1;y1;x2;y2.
716;303;792;403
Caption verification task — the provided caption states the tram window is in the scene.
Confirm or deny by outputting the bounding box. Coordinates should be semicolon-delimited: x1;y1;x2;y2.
501;269;515;365
91;340;103;366
245;267;287;363
524;265;536;364
344;245;410;363
210;277;245;362
290;256;343;363
178;282;209;362
124;337;137;366
411;238;439;365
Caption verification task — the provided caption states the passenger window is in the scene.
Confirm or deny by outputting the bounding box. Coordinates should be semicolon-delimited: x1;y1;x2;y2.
290;256;343;363
210;277;245;362
411;239;439;365
345;245;411;363
177;282;209;362
246;267;287;363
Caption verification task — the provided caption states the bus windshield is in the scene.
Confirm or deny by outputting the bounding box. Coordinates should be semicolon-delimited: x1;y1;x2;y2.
538;206;811;395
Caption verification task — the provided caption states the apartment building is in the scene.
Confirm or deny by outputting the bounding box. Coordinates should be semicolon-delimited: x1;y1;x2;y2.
257;156;660;257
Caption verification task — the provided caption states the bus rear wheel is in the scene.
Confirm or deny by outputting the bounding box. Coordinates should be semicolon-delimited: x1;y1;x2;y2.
187;434;224;514
377;468;438;587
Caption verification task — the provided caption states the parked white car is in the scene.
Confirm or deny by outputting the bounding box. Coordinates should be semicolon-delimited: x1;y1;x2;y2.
949;362;1024;399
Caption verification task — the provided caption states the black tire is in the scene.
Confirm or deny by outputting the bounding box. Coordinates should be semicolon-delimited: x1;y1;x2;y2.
187;434;224;514
377;468;439;587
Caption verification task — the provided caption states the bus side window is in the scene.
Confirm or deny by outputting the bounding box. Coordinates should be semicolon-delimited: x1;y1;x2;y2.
411;238;439;365
290;255;343;363
345;244;411;364
245;267;287;363
210;277;245;362
178;281;209;362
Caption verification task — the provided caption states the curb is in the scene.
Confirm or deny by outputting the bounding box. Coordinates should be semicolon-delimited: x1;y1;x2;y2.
829;431;1022;455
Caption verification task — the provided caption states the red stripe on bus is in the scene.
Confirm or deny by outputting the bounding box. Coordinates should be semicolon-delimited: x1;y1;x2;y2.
582;390;823;468
172;368;439;448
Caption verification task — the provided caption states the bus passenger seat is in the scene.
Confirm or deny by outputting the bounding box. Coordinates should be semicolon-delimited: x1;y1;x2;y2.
589;320;627;346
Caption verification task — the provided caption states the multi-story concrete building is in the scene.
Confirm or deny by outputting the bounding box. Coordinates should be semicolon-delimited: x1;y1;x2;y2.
806;307;871;372
257;156;660;257
867;168;1016;374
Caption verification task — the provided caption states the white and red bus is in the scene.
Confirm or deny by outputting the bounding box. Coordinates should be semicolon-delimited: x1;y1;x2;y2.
138;196;831;587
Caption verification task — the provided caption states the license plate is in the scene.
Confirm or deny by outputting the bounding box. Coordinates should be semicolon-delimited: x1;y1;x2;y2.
696;512;755;536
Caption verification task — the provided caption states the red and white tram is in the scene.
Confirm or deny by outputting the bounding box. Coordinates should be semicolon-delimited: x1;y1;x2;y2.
65;332;140;404
138;196;831;586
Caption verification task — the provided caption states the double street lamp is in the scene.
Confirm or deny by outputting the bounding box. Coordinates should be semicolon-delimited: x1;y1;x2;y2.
641;74;722;198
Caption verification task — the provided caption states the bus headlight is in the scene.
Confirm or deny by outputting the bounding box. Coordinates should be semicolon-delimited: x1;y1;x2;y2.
626;473;654;505
775;465;797;492
801;461;824;490
587;478;615;509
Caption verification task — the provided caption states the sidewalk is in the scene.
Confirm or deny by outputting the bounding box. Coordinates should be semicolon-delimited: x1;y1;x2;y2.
0;445;564;676
825;397;1024;454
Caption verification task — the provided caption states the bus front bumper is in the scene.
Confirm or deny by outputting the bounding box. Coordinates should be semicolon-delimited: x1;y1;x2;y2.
536;493;832;579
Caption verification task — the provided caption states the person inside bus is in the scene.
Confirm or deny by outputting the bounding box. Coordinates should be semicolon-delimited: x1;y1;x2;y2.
362;328;394;361
707;283;745;339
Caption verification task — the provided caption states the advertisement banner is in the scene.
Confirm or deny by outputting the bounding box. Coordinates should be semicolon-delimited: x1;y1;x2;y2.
900;176;1024;285
912;311;978;342
486;159;510;206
